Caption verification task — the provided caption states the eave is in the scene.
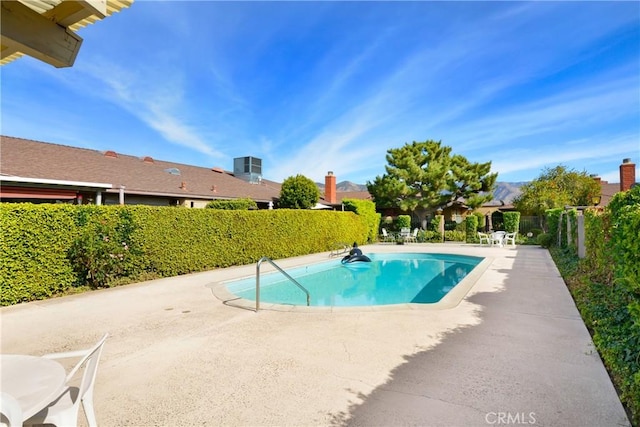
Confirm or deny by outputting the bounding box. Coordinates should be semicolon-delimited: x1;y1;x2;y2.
1;0;133;68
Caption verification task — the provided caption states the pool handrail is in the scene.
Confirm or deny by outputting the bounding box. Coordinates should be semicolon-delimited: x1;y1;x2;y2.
256;257;310;311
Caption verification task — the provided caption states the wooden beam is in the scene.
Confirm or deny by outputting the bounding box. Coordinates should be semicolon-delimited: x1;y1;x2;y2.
0;1;83;68
44;0;107;27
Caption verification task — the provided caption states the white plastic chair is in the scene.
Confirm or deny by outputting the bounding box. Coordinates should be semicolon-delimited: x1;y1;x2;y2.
399;228;410;242
0;392;22;427
23;333;109;427
380;228;394;242
405;228;419;243
504;232;517;247
478;232;491;246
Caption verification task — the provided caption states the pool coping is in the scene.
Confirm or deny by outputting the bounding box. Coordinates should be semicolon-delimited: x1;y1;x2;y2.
208;253;493;313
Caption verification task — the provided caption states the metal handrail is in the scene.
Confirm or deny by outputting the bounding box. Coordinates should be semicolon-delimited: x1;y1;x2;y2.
256;256;310;311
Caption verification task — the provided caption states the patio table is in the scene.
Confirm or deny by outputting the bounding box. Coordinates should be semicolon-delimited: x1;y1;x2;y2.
490;232;506;247
0;354;66;420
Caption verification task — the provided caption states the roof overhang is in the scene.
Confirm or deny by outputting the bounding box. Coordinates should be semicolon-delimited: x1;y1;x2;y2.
311;202;333;210
0;175;113;190
104;188;276;203
1;0;133;68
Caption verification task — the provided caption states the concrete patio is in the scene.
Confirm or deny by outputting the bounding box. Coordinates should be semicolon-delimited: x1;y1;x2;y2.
0;244;631;426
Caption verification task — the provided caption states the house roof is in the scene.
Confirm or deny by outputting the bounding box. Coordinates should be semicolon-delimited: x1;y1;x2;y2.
0;136;281;202
600;181;620;207
332;191;372;204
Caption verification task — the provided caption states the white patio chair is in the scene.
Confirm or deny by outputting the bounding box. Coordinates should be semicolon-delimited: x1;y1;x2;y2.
380;228;394;243
23;333;109;427
399;228;410;242
478;232;491;246
405;228;419;243
504;232;517;247
1;392;22;427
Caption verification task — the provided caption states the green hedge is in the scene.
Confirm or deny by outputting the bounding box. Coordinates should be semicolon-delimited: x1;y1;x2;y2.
545;208;563;246
559;186;640;425
342;199;380;243
503;211;520;234
414;230;464;243
465;215;478;243
0;204;368;306
473;211;486;231
1;204;79;303
396;215;411;230
205;198;257;210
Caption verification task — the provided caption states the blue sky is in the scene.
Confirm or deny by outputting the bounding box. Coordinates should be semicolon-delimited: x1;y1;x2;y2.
2;1;639;185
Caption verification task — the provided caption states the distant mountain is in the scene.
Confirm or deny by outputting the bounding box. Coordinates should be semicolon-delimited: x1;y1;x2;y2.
317;180;526;204
487;182;526;205
316;180;368;192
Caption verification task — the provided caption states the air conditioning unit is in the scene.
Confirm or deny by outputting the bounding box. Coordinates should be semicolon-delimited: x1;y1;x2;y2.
233;156;262;184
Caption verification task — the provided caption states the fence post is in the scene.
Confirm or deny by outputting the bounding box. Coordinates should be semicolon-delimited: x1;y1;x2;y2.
577;214;586;258
557;211;564;247
567;213;572;249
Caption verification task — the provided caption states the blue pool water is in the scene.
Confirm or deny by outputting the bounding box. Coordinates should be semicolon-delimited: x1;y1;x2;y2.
225;253;483;307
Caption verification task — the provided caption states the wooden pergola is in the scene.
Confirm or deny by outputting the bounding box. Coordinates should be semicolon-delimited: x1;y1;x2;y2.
1;0;133;68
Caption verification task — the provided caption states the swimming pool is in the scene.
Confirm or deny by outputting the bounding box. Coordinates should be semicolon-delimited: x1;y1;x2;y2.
224;253;483;308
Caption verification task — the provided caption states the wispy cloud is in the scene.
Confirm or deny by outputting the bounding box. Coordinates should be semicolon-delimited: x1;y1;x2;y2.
46;57;227;160
449;73;638;150
490;134;639;176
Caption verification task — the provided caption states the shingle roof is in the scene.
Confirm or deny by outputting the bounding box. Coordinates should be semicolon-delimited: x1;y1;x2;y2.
600;181;620;207
333;191;372;204
0;136;281;202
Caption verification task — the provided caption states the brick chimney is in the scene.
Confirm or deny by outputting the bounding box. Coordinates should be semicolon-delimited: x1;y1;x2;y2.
620;158;636;192
325;171;337;204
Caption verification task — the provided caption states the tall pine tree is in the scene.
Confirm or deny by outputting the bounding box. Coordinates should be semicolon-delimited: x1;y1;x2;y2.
367;140;497;213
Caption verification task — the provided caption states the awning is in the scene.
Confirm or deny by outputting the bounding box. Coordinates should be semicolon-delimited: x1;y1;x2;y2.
0;186;77;200
311;203;332;210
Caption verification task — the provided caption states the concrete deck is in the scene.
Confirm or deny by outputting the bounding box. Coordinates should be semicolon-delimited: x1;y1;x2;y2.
0;244;631;426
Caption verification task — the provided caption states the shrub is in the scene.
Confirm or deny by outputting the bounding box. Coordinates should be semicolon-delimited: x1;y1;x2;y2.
537;233;553;248
444;220;460;231
430;215;441;232
69;219;131;288
206;198;257;210
473;211;486;231
444;230;466;242
68;207;141;288
396;215;411;229
279;175;320;209
503;211;521;233
545;208;563;246
419;230;441;242
0;204;78;304
342;199;380;243
465;215;478;243
530;228;543;237
556;185;640;424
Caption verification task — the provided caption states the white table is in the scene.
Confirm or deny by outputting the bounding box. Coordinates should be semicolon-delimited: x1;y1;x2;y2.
0;354;66;420
490;232;506;247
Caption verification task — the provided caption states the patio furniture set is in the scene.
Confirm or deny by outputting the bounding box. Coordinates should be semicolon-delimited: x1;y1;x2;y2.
380;228;516;247
478;231;517;247
381;227;419;244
